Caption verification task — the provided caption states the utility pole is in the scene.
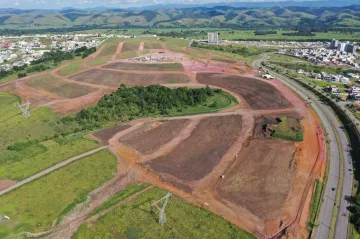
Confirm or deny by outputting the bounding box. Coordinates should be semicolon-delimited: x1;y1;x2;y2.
17;100;31;119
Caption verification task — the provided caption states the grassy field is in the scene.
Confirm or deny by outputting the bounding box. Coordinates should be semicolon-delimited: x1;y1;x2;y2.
88;183;150;217
0;134;99;181
122;42;140;52
160;37;188;52
26;74;94;98
58;61;84;76
308;179;323;229
0;106;79;151
0;149;117;237
121;29;360;42
271;116;304;142
88;56;111;66
73;187;256;239
117;50;138;59
267;52;310;64
98;38;121;57
0;92;21;123
167;91;238;116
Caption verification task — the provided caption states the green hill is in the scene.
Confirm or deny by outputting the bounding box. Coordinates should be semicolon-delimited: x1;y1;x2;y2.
0;5;360;29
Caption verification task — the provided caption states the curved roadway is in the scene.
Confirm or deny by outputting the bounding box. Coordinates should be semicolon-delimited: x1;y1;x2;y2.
253;57;353;239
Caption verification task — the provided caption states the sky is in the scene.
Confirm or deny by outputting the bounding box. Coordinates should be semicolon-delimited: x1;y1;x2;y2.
0;0;332;9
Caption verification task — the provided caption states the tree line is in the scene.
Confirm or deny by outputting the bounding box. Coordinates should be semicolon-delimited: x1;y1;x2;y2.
70;85;220;129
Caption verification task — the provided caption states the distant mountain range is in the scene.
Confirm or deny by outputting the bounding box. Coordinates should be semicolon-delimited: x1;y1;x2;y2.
0;4;360;29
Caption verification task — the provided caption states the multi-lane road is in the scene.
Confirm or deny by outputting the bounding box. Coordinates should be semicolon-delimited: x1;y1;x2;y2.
253;57;353;239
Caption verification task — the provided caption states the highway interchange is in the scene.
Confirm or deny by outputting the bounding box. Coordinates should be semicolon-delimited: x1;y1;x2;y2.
253;56;354;239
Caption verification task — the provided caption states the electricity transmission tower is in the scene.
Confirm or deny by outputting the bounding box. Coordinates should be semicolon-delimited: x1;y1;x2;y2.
152;192;172;226
17;100;31;118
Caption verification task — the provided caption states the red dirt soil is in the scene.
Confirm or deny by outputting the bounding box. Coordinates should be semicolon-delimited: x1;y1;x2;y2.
0;78;61;107
92;124;131;145
69;69;190;87
120;119;190;155
143;115;242;189
216;139;297;220
0;179;16;191
197;73;292;110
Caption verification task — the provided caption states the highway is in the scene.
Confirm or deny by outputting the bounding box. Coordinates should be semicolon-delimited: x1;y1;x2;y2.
253;57;353;239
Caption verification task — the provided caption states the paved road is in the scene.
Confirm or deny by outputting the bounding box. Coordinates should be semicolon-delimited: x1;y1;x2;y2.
0;146;107;196
254;57;353;239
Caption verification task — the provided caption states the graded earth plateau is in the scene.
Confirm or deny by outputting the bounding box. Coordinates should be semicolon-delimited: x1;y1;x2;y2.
0;37;326;239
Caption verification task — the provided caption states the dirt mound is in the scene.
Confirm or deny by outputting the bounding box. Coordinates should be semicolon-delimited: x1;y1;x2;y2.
197;73;291;110
143;115;242;190
69;69;190;88
93;124;131;145
216;138;297;220
120;120;190;155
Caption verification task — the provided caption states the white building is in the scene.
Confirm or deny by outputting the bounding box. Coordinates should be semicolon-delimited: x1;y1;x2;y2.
208;32;219;44
330;39;339;49
337;42;347;52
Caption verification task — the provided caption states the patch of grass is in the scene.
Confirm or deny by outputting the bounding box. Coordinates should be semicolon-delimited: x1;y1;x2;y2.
211;55;237;64
305;79;344;88
26;74;94;98
87;56;111;66
0;107;79;151
73;187;256;239
88;183;150;217
160;37;188;52
117;50;138;59
98;39;120;57
167;91;238;116
308;179;323;229
144;42;163;49
58;61;83;76
0;149;117;237
271;116;304;142
0;73;18;85
267;53;310;64
122;42;140;52
0;92;21;123
0;135;99;181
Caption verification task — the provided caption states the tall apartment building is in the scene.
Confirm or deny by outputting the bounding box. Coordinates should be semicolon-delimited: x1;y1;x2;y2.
330;39;339;49
337;42;347;52
345;43;357;55
207;32;219;44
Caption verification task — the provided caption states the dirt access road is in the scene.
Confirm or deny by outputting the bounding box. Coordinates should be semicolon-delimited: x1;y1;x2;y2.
0;41;324;239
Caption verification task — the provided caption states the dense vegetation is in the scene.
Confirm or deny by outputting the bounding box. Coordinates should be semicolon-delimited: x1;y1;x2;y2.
191;41;274;57
255;30;277;35
282;31;316;36
73;85;221;129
